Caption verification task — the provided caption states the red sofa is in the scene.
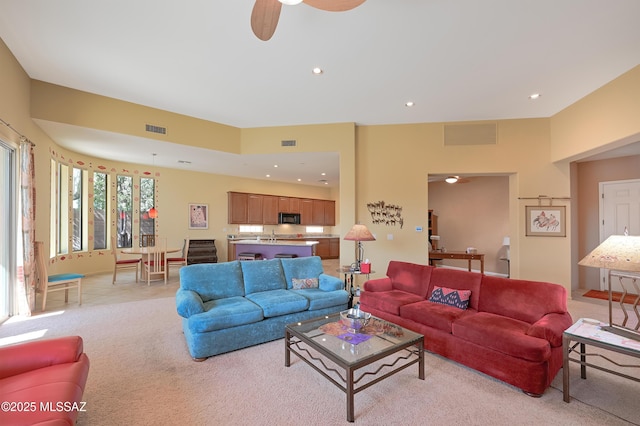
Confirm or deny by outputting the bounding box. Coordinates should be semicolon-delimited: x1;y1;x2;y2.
360;261;572;396
0;336;90;425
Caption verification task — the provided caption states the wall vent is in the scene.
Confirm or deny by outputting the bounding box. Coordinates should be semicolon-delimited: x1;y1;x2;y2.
443;123;497;146
281;139;297;147
146;124;167;135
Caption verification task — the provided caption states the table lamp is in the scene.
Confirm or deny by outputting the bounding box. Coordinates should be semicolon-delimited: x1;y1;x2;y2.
578;234;640;341
344;224;376;272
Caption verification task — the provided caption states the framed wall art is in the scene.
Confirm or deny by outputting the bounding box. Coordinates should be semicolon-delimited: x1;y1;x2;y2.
188;203;209;230
525;205;566;237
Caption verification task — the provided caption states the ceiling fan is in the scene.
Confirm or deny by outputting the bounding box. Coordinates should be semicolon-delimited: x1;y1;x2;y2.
251;0;367;41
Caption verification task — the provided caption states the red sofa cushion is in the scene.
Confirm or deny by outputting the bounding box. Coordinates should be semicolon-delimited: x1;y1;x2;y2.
400;300;477;333
478;275;568;324
452;312;551;362
386;261;433;298
359;289;424;315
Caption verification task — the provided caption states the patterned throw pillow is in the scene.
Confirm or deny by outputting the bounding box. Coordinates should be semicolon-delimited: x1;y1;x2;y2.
292;277;319;290
428;286;471;310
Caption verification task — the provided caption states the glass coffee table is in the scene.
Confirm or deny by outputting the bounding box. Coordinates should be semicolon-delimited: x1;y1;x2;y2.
285;313;424;422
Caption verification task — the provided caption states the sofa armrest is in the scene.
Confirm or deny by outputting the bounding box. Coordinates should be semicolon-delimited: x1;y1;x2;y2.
0;336;84;380
176;288;205;318
363;277;393;292
526;312;574;347
319;273;343;291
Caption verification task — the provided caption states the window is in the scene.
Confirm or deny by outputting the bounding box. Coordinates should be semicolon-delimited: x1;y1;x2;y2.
93;171;108;250
72;167;85;251
139;177;155;246
305;226;324;234
116;175;133;248
58;163;69;255
238;225;264;233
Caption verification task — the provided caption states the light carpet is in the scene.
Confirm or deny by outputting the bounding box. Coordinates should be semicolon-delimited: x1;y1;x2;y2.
0;295;638;425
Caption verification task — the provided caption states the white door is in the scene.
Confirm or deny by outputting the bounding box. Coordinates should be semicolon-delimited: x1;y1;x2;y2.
599;179;640;291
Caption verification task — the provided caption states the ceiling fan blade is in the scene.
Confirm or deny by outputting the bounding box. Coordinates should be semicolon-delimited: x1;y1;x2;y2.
251;0;282;41
303;0;366;12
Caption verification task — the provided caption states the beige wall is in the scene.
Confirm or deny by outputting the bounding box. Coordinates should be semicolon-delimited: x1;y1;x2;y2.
3;35;640;296
429;177;510;275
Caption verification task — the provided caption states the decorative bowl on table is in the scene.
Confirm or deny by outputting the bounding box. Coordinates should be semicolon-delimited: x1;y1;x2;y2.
340;308;372;333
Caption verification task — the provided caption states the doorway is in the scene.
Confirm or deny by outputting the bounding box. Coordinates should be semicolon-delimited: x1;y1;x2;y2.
599;179;640;291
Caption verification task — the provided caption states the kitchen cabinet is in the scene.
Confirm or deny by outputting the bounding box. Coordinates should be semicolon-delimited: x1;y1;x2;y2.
323;200;336;226
263;195;278;224
247;194;263;224
228;192;248;224
329;237;340;258
314;238;330;258
300;199;314;225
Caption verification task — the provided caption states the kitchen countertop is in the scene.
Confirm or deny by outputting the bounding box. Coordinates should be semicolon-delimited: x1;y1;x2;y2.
230;239;319;246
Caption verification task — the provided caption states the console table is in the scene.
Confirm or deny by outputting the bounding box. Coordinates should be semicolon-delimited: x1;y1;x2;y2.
562;318;640;403
429;251;485;274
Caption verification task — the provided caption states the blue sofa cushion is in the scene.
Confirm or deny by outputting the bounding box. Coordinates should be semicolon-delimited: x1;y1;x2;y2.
180;262;245;302
245;289;309;317
187;296;263;333
294;288;350;311
280;256;324;289
241;259;287;294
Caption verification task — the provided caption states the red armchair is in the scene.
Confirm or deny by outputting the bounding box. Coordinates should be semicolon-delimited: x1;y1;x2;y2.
0;336;90;425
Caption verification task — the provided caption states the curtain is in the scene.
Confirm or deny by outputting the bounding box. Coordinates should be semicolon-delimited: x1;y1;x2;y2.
17;137;36;316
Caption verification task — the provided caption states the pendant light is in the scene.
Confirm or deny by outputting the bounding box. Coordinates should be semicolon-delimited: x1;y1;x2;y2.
148;153;158;218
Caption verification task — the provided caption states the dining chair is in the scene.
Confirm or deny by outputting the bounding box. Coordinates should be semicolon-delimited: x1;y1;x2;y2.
144;237;167;285
34;241;83;311
141;234;155;247
111;236;141;284
167;237;189;275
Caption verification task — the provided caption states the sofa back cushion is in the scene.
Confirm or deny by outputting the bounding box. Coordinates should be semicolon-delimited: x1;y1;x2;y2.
179;262;245;302
280;256;324;289
241;258;287;294
478;275;568;324
387;261;433;298
428;268;482;310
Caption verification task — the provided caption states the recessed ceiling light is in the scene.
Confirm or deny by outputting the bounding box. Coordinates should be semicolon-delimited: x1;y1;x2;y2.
297;178;302;182
529;93;541;100
274;164;278;168
266;174;271;178
312;67;323;75
321;172;326;176
405;101;415;107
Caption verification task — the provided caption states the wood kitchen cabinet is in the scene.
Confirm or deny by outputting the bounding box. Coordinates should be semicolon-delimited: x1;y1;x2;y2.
300;199;314;225
263;195;278;224
228;192;248;224
247;194;263;224
323;200;336;226
329;237;340;258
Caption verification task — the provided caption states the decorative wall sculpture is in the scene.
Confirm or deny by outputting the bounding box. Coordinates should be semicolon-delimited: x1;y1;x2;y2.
367;201;404;228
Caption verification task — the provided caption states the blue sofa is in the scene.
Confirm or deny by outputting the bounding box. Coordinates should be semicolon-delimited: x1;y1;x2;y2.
176;256;349;360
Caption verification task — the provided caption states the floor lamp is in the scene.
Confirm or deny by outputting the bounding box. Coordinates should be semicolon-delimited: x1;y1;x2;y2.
344;224;376;272
578;235;640;341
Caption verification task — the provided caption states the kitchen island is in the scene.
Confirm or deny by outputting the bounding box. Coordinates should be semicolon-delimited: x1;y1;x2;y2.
230;239;319;260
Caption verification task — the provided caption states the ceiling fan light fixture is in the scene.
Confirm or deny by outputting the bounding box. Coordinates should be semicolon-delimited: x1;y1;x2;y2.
445;176;459;184
279;0;303;5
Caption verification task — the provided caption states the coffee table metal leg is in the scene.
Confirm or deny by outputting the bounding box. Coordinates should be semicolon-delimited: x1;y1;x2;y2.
418;339;425;380
285;330;291;367
563;335;569;402
346;366;355;422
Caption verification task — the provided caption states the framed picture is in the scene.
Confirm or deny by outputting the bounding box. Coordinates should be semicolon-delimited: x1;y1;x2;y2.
188;204;209;229
525;206;566;237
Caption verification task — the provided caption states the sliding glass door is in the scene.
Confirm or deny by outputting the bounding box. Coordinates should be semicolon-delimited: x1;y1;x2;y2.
0;140;16;322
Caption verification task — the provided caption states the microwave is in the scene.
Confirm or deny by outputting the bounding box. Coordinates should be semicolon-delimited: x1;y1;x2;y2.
278;212;301;224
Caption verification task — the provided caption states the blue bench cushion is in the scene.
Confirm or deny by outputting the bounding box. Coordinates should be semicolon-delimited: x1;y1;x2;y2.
241;259;287;294
245;289;309;317
293;288;350;310
48;273;84;282
180;262;245;301
187;296;263;333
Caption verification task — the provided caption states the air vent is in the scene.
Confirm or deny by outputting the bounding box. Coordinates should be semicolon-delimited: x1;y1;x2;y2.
281;140;297;147
145;124;167;135
443;123;496;146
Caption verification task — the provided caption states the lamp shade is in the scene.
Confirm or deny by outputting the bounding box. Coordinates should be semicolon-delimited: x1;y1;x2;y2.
344;224;376;242
578;235;640;273
148;207;158;219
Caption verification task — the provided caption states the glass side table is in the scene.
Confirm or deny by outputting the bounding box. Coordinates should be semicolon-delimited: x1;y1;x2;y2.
337;267;374;308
